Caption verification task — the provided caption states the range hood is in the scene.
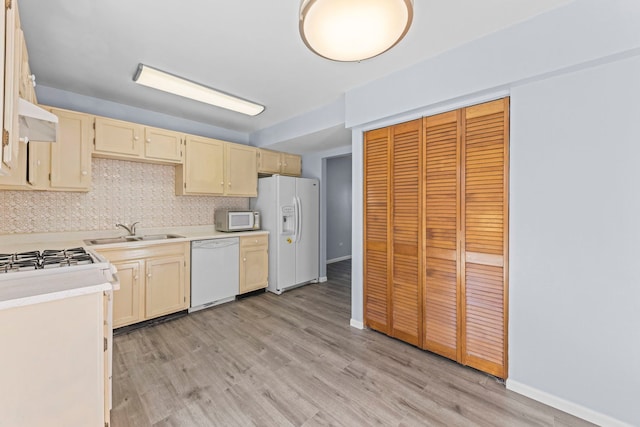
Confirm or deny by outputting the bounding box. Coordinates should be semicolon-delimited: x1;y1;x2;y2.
18;98;58;143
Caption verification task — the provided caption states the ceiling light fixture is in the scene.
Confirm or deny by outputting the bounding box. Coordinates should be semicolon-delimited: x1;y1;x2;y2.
299;0;413;62
133;64;265;116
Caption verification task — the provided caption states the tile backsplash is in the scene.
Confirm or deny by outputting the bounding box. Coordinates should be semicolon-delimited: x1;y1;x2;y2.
0;158;249;234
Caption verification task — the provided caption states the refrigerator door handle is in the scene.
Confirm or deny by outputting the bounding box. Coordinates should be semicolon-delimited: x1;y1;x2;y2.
292;197;298;242
295;196;302;243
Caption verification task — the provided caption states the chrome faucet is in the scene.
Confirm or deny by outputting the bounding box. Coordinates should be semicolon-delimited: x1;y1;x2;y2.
115;222;140;236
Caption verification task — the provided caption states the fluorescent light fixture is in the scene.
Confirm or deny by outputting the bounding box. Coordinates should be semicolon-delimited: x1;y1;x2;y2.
133;64;265;116
299;0;413;62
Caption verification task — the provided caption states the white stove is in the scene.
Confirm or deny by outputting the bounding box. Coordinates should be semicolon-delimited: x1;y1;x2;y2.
0;247;116;283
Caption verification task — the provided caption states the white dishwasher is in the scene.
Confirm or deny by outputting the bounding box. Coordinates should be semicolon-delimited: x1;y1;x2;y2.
189;238;239;312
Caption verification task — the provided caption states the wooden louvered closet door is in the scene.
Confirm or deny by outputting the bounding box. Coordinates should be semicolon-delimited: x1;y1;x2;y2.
461;98;509;378
390;120;423;346
363;97;509;379
364;127;391;334
423;111;461;361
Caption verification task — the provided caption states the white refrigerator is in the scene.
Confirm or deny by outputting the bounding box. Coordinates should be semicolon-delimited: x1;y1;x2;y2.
250;175;319;294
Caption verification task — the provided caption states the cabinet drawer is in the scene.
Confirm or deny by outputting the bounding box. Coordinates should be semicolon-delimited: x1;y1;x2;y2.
240;234;268;248
96;242;187;262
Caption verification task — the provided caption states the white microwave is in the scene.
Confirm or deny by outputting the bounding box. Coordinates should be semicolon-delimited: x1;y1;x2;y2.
215;209;260;232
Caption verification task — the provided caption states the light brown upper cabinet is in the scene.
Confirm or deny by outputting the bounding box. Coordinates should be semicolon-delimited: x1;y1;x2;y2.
281;153;302;176
27;108;93;192
364;97;509;379
257;149;302;177
225;143;257;197
143;126;182;163
1;3;20;175
94;117;144;159
94;117;183;164
0;107;93;192
176;137;257;197
176;135;225;195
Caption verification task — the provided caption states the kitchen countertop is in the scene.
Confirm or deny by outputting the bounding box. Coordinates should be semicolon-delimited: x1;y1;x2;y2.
0;225;269;253
0;225;267;310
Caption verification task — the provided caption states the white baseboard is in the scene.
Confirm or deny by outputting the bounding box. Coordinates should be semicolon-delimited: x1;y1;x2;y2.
318;276;328;283
506;380;632;427
327;255;352;264
350;319;364;329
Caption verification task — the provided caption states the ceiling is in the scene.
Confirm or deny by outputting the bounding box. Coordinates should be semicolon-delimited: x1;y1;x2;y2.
19;0;571;139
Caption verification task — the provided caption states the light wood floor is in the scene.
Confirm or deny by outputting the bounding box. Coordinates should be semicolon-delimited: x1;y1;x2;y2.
111;260;593;426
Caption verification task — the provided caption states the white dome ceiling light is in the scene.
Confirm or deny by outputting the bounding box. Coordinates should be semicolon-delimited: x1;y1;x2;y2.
299;0;414;62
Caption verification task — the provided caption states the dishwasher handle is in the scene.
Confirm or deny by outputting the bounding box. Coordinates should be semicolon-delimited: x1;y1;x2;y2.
192;238;239;249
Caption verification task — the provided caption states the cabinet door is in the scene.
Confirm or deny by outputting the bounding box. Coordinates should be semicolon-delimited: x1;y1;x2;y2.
94;117;144;158
145;255;186;319
423;110;460;361
460;98;509;379
18;26;36;103
239;246;268;294
180;136;224;195
144;126;182;163
112;261;143;328
0;293;105;426
364;127;391;334
257;149;281;174
390;119;423;347
281;153;302;176
1;7;19;173
50;109;92;191
0;137;27;188
27;141;50;189
0;0;6;175
225;143;257;196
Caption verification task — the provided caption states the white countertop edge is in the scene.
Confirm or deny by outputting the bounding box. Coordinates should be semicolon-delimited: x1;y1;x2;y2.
0;226;269;252
0;282;112;311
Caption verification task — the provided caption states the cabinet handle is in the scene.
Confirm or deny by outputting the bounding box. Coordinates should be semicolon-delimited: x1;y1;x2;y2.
147;273;152;278
133;136;139;141
243;258;246;262
81;170;88;176
146;138;151;143
134;275;139;280
220;181;224;186
228;182;231;187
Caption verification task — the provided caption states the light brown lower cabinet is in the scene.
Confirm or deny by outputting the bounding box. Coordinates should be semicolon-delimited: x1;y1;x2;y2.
0;291;111;426
239;235;269;294
364;97;509;379
96;242;190;328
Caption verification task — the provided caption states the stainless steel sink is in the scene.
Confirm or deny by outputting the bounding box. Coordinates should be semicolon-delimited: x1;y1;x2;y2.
84;234;184;246
137;234;185;241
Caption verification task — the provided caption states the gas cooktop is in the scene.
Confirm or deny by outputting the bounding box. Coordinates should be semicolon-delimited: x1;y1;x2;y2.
0;247;95;274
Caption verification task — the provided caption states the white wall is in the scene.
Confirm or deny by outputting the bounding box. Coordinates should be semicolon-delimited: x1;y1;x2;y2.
37;86;249;144
347;1;640;424
326;155;352;262
302;145;352;279
508;55;640;426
